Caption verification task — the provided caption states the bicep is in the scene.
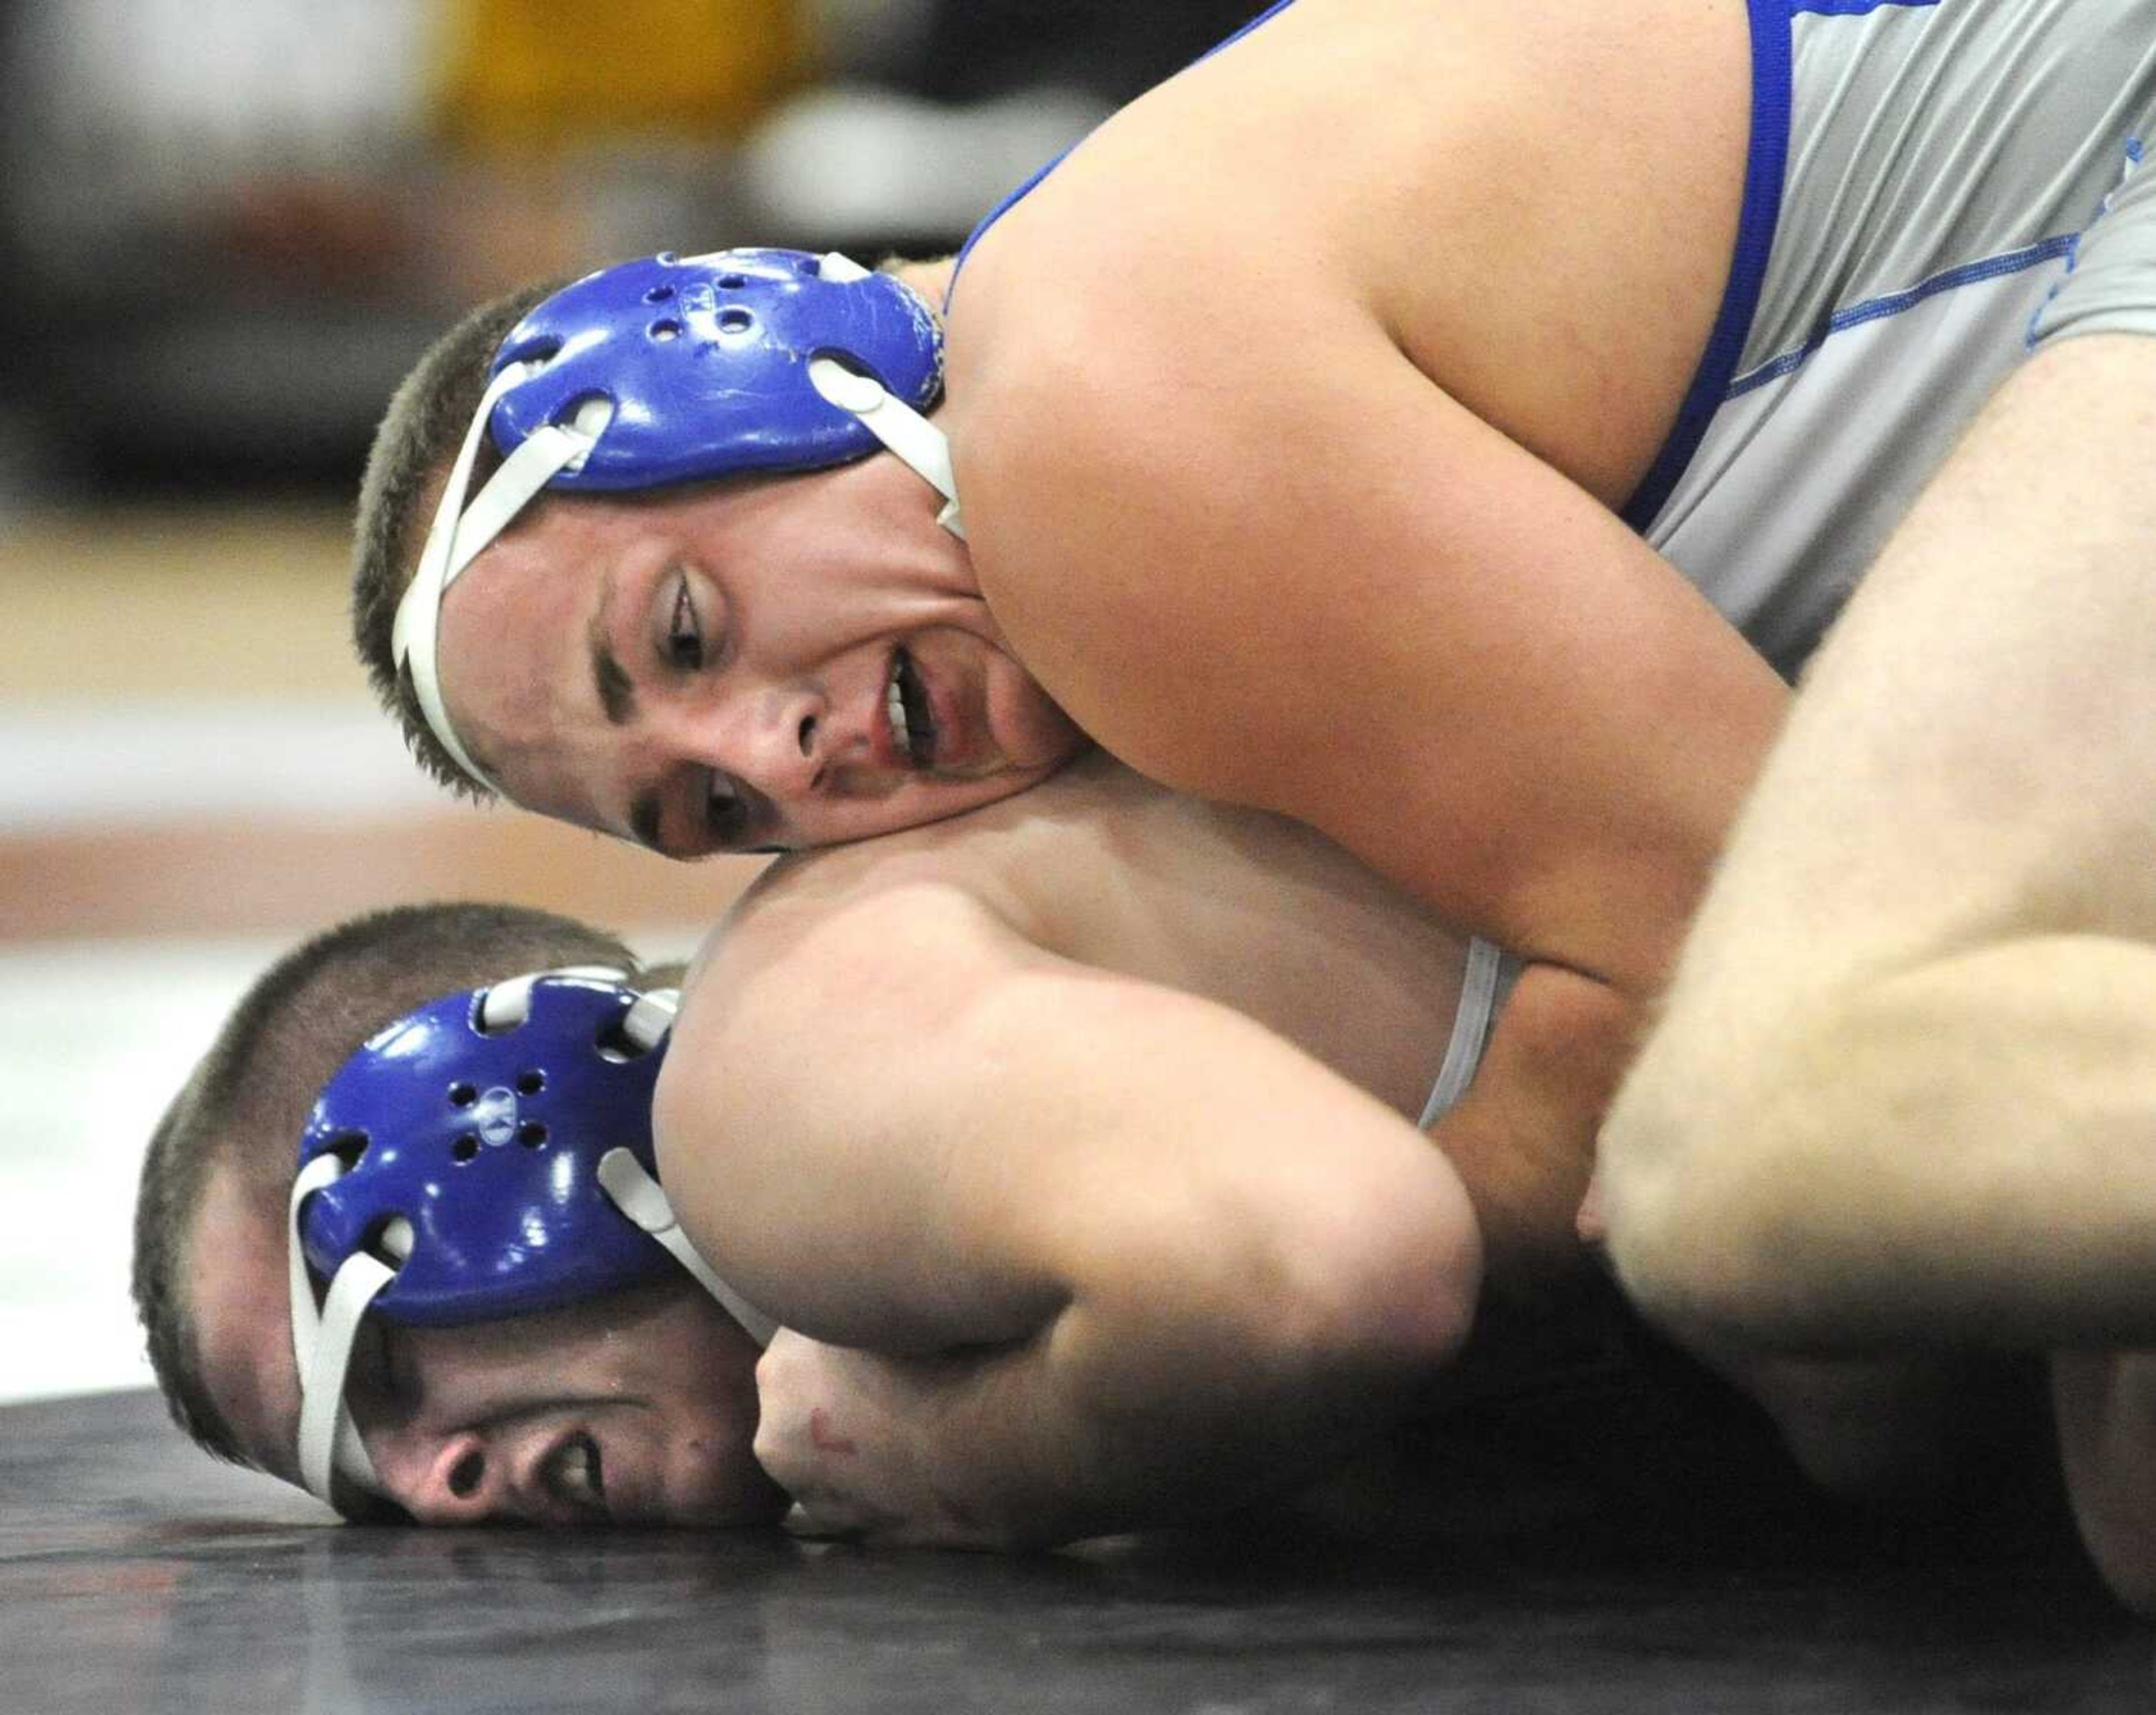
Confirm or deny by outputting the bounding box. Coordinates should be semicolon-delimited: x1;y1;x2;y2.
969;317;1785;995
655;879;1481;1358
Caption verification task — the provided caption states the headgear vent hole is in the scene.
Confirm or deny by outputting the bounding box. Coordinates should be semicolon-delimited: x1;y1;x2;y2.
648;318;682;342
719;272;747;290
643;284;675;304
326;1130;370;1169
497;333;563;369
451;1134;479;1163
518;1120;549;1148
595;1018;653;1064
449;1082;477;1107
473;984;531;1037
367;1216;415;1265
517;1070;545;1095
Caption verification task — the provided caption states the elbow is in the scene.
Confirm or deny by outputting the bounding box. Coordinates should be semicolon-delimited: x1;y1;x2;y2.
1596;997;1856;1348
1271;1157;1485;1386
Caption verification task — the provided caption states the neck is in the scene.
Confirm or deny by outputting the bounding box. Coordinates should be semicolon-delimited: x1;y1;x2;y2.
889;257;959;320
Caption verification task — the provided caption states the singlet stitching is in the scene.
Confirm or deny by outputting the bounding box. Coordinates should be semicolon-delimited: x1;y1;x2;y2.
2025;136;2146;350
1726;235;2078;398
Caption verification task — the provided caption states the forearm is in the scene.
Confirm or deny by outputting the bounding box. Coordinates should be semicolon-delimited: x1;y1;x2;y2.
1428;958;1637;1299
760;1279;1468;1549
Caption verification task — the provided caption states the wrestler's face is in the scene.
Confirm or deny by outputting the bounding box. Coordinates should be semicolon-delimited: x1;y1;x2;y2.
431;454;1086;857
191;1160;784;1526
340;1282;788;1528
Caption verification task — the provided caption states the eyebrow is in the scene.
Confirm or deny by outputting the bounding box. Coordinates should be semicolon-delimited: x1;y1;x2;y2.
584;567;664;851
591;636;636;727
587;566;637;727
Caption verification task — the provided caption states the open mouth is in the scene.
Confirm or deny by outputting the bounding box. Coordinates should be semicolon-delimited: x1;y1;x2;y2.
885;648;939;768
546;1430;606;1515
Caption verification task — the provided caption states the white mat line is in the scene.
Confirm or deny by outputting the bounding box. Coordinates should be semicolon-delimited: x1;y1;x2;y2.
0;702;443;832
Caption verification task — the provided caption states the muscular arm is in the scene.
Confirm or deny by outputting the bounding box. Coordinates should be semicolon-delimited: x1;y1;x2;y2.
654;873;1483;1547
964;307;1787;1002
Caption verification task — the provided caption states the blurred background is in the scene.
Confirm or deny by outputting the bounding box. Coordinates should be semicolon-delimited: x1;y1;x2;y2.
0;0;1261;1406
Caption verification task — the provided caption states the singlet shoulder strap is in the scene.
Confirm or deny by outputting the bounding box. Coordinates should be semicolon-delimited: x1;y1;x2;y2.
1418;937;1513;1130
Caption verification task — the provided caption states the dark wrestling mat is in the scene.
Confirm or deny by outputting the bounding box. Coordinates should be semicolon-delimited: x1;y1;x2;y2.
3;1387;2145;1713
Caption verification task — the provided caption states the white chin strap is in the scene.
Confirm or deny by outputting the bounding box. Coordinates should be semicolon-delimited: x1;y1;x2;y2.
288;1152;400;1507
287;970;782;1511
387;249;963;799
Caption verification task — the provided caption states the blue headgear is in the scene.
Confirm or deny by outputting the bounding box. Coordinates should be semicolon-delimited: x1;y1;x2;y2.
390;248;965;794
285;968;779;1508
491;249;946;489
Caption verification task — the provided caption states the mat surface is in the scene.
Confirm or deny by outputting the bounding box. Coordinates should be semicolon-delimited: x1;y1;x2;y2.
4;1388;2147;1714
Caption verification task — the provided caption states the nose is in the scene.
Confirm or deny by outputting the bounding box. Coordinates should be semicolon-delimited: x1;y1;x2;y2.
400;1431;508;1525
668;681;828;800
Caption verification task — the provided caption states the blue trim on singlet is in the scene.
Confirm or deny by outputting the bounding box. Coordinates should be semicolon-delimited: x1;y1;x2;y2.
1619;0;1792;531
1729;235;2079;394
948;155;1068;302
1789;0;1939;15
947;0;1303;308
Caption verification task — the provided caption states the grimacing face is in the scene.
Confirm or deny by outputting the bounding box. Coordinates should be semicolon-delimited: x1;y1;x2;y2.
432;454;1087;858
341;1283;787;1527
191;1162;787;1527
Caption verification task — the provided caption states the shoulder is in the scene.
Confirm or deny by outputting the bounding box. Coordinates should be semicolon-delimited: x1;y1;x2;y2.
688;752;1170;989
653;843;1034;1211
684;839;1013;1019
943;0;1751;546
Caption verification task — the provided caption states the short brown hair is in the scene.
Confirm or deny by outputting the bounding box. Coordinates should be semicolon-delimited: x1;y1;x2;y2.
131;902;648;1467
349;281;568;800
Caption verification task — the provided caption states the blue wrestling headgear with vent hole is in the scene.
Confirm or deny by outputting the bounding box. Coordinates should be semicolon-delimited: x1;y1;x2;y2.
285;968;779;1509
490;248;947;489
298;974;675;1325
391;247;966;795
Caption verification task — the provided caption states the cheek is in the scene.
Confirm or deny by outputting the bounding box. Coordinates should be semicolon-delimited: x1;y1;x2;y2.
989;659;1086;768
665;1395;789;1525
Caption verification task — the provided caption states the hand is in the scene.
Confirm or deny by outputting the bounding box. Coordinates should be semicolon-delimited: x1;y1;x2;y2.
752;1330;1007;1548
